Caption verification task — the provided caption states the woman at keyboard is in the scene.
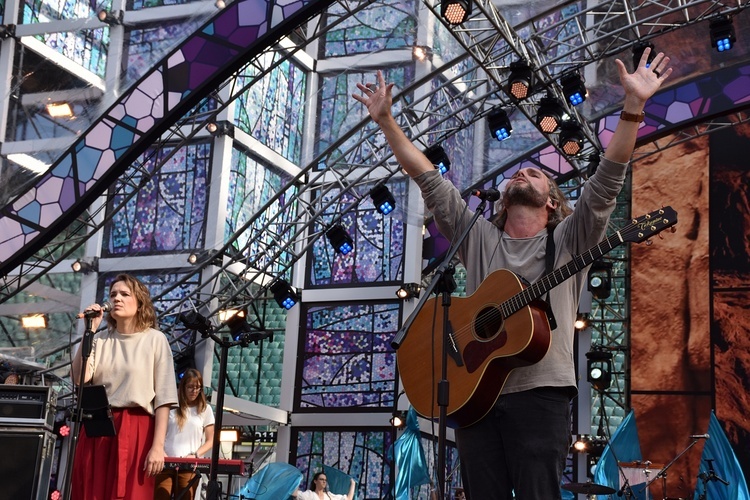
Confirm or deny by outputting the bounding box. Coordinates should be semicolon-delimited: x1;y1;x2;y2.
154;368;215;500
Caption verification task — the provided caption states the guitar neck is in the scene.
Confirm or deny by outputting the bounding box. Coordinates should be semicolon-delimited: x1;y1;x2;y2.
501;231;623;318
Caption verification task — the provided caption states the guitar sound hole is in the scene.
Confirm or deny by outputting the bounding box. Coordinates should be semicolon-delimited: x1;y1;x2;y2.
474;306;504;340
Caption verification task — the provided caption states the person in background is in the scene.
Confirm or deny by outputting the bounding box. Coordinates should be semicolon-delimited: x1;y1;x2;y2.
154;368;215;500
292;471;356;500
353;48;672;499
454;487;466;499
71;273;178;499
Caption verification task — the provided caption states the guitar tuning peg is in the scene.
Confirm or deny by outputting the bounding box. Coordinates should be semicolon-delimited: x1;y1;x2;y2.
645;239;653;246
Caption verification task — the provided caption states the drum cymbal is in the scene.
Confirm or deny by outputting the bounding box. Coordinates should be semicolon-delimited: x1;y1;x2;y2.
562;482;617;495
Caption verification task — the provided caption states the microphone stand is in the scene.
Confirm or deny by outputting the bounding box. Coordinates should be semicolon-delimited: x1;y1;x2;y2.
62;315;97;500
641;436;702;499
697;458;729;500
392;197;490;500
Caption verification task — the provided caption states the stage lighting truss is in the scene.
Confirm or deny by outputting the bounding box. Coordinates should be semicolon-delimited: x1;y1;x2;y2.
424;144;451;175
270;279;300;310
560;71;587;107
507;60;533;100
326;223;354;255
559;120;585;156
369;184;396;215
441;0;471;25
632;40;656;69
487;107;512;141
586;348;613;392
536;96;568;134
709;14;735;52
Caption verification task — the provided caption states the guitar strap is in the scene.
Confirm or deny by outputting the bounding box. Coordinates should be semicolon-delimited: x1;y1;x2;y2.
544;226;558;330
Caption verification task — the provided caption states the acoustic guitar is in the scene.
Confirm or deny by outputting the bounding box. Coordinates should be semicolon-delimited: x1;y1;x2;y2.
397;206;677;428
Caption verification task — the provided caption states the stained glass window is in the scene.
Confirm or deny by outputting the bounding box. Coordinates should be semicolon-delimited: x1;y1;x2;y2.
130;0;199;9
234;53;307;164
297;302;400;410
307;180;406;287
316;66;415;167
226;147;299;276
29;27;108;78
321;0;418;58
22;0;96;23
103;141;210;256
294;428;393;499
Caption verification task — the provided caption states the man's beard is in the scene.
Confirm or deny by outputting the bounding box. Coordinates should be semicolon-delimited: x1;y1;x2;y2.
503;181;547;208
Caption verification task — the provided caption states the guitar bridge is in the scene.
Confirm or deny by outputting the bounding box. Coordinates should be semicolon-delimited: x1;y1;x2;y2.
446;321;464;367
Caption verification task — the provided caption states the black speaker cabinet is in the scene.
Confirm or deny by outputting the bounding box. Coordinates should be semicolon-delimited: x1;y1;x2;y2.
0;427;56;500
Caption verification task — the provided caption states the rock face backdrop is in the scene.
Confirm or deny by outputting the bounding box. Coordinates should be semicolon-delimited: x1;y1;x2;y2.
630;122;750;497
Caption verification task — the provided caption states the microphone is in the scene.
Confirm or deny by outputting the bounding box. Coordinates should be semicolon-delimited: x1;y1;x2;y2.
472;188;501;202
77;301;112;319
690;433;710;439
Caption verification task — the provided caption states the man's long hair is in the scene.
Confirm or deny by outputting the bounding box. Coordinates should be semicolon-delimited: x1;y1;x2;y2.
491;175;573;231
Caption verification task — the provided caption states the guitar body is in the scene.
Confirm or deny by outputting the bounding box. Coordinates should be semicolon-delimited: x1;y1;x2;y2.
397;268;552;428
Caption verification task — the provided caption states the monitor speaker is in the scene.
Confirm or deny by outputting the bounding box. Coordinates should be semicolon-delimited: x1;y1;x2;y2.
0;428;56;500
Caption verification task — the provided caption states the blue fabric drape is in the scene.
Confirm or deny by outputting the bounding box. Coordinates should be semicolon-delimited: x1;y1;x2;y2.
323;465;357;499
393;408;431;500
235;462;302;500
593;409;644;494
693;411;750;500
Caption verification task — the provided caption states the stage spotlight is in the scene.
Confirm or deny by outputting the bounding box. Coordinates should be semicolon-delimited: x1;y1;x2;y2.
390;410;407;428
559;121;585;156
487;107;512;141
396;283;421;300
21;314;47;329
632;41;655;69
97;9;123;26
369;184;396;215
588;261;612;299
206;120;234;137
174;350;196;381
424;144;450;175
560;71;587;106
178;311;214;336
225;309;271;346
220;429;240;442
71;257;98;274
0;24;16;39
326;224;354;255
573;436;588;452
271;279;300;310
574;313;589;331
441;0;471;25
709;15;735;52
412;45;432;62
586;349;613;391
46;102;73;118
536;96;567;133
187;249;222;266
507;60;533;100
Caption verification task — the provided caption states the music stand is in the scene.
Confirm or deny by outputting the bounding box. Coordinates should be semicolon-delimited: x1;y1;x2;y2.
81;385;116;437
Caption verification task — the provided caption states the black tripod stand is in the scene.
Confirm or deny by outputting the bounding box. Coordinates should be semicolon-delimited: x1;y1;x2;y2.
696;458;730;499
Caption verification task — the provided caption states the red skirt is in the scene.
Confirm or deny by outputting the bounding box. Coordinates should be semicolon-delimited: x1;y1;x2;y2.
71;407;155;500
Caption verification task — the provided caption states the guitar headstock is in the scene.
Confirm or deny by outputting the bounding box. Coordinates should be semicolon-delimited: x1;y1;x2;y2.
621;206;678;244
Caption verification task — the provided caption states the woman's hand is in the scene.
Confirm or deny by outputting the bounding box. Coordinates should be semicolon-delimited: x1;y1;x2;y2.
144;445;165;477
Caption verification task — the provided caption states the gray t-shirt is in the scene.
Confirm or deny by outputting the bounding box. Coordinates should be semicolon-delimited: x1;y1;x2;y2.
413;157;627;394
